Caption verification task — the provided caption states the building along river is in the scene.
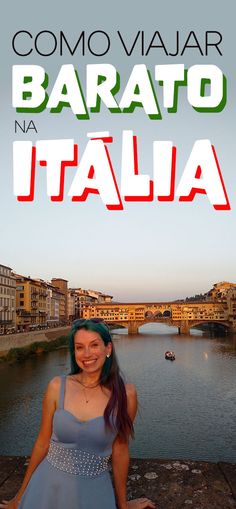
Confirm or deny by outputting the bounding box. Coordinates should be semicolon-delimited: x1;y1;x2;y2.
0;323;236;463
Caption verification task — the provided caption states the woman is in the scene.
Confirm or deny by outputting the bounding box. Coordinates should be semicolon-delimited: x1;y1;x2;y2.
0;319;155;509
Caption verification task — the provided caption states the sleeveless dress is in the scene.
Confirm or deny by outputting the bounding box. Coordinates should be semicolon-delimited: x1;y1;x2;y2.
18;376;118;509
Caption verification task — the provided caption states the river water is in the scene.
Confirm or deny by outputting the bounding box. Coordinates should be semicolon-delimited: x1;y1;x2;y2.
0;323;236;462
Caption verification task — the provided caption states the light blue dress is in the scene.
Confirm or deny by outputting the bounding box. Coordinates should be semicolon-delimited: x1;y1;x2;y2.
19;376;118;508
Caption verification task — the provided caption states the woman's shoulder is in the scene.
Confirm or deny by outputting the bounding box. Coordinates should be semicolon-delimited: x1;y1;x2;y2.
46;376;63;397
40;376;63;410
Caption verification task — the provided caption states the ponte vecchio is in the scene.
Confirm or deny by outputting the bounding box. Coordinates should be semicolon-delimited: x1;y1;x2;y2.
83;300;236;334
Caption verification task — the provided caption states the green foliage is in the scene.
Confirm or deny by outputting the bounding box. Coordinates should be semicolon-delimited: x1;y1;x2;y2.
5;335;69;362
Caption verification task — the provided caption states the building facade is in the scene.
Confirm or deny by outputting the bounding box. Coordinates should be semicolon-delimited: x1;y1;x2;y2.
226;287;236;331
86;290;113;303
44;282;64;326
68;289;76;321
0;264;16;333
68;288;113;321
51;278;68;323
16;275;47;330
206;282;236;301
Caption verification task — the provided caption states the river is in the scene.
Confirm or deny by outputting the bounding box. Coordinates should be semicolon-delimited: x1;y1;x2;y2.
0;323;236;462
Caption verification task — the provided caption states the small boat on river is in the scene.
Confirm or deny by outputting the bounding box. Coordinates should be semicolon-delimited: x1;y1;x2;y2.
165;350;175;361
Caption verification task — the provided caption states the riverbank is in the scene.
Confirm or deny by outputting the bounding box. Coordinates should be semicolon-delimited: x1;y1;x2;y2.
0;456;235;508
0;326;70;361
0;327;122;362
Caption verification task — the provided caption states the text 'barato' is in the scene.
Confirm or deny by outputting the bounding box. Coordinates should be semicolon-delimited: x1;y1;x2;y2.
12;64;226;119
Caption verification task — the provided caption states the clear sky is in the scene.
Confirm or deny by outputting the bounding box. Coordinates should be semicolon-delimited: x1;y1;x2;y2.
0;0;235;301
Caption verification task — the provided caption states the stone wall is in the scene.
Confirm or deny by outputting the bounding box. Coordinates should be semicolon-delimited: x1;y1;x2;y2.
0;327;70;357
0;457;235;508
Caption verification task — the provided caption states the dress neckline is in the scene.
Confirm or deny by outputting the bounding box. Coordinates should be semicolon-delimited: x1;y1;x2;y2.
56;408;104;424
58;376;106;423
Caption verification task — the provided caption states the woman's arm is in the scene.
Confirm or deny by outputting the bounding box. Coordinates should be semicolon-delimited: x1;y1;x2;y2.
0;377;60;509
112;435;130;509
112;383;137;509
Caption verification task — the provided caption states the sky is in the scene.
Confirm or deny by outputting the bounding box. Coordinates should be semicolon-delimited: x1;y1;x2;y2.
0;0;235;302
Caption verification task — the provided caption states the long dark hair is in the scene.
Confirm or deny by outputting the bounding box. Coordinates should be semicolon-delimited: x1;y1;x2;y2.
68;319;134;441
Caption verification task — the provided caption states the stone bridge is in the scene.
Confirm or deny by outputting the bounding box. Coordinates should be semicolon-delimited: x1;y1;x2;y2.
83;301;234;334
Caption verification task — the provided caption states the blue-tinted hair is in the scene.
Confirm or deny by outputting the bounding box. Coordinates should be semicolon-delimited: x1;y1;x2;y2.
68;319;134;440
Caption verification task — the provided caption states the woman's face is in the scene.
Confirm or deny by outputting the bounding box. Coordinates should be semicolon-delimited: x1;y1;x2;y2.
74;328;112;375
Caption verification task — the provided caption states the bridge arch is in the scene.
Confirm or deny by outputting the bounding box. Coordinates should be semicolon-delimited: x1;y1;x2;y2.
110;322;129;332
189;321;230;334
153;311;163;318
163;310;171;317
138;320;178;332
100;316;233;336
145;311;154;318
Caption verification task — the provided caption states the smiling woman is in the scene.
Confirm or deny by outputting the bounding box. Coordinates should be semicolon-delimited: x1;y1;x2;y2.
0;319;155;509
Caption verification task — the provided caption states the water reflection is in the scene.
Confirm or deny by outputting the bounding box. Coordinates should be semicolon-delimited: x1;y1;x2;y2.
212;335;236;357
0;323;236;462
